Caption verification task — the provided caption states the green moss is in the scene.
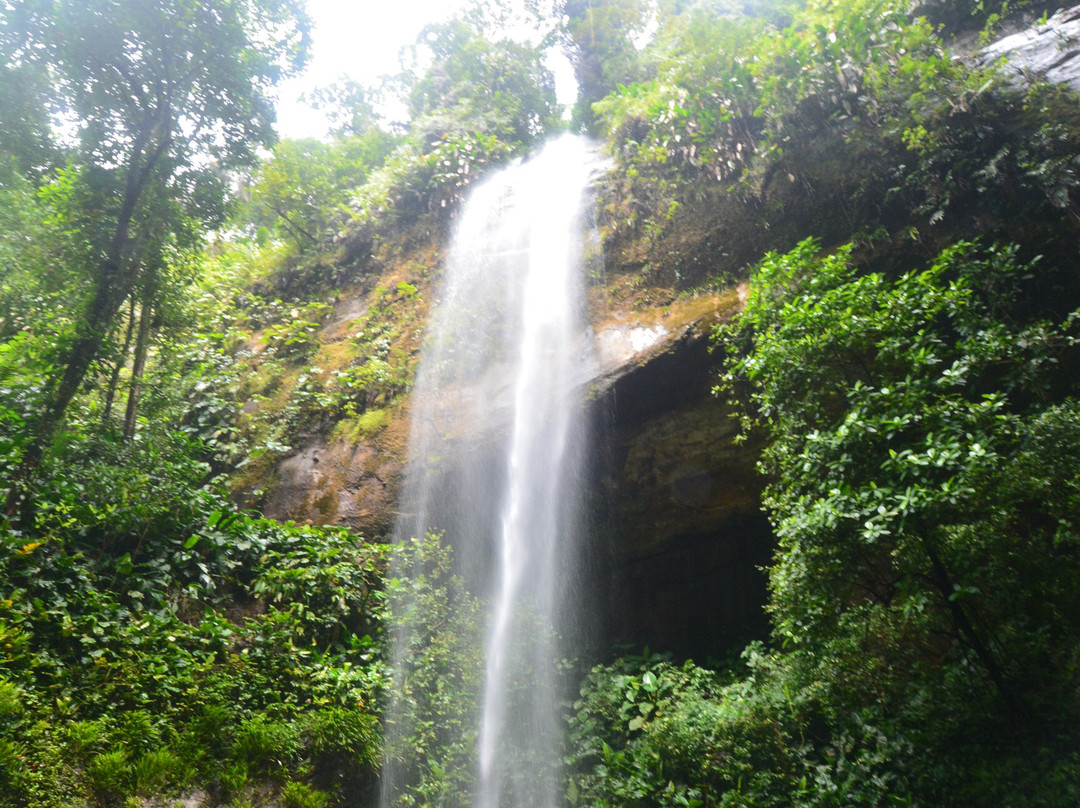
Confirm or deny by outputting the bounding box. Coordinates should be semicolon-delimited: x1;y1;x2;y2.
313;488;339;522
330;408;391;446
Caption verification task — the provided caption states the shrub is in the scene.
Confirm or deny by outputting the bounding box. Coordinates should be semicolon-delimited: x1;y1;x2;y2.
232;717;301;776
304;706;379;770
280;781;333;808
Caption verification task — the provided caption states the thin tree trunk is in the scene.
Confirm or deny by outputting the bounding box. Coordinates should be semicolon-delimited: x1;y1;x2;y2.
122;296;153;441
923;538;1023;718
104;294;138;424
4;279;131;521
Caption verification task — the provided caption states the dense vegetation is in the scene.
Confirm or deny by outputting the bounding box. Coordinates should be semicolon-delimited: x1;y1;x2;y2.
2;0;1079;805
565;240;1080;807
563;2;1080;807
0;0;548;803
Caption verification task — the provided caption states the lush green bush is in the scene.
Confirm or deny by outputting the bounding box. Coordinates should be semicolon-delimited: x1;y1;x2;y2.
406;17;559;152
565;653;729;808
0;452;386;807
243;133;401;254
349;133;515;230
722;238;1080;669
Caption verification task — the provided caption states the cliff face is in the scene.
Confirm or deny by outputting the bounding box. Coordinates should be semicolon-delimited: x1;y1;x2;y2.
586;296;772;658
976;6;1080;90
260;427;405;534
257;253;773;659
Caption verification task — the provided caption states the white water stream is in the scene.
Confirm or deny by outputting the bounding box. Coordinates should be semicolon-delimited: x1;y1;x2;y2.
383;135;605;808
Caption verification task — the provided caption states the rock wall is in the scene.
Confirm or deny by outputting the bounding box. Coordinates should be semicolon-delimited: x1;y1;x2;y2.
260;281;775;660
254;5;1080;664
977;5;1080;90
586;299;771;660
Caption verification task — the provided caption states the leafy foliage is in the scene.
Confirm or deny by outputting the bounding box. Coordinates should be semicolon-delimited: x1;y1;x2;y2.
244;136;399;254
722;239;1080;669
380;533;486;808
0;472;387;806
6;2;1080;807
589;0;1080;286
315;13;561;240
0;0;312;519
350;132;515;226
559;0;653;130
407;18;559;151
714;238;1080;805
566;653;728;808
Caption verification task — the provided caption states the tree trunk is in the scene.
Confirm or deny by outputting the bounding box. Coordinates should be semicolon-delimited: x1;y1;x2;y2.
4;274;133;521
103;294;138;424
122;296;153;441
923;538;1023;718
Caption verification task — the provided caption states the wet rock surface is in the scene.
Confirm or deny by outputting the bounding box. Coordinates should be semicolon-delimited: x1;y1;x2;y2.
261;291;771;659
586;308;771;660
261;439;402;534
978;5;1080;90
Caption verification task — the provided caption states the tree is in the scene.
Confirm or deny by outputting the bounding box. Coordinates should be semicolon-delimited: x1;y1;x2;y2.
0;59;56;178
558;0;651;130
0;0;310;518
243;134;398;253
405;17;559;150
0;163;84;342
303;78;385;138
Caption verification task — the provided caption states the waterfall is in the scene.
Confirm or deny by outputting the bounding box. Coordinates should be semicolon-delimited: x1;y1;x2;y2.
382;135;604;808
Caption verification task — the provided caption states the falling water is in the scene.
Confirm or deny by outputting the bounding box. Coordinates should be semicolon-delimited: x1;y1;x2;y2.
383;135;604;808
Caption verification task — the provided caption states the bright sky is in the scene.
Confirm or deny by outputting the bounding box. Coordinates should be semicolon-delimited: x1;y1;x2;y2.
274;0;574;140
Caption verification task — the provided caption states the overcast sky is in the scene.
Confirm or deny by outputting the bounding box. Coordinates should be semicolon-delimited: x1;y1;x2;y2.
274;0;573;140
273;0;468;138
